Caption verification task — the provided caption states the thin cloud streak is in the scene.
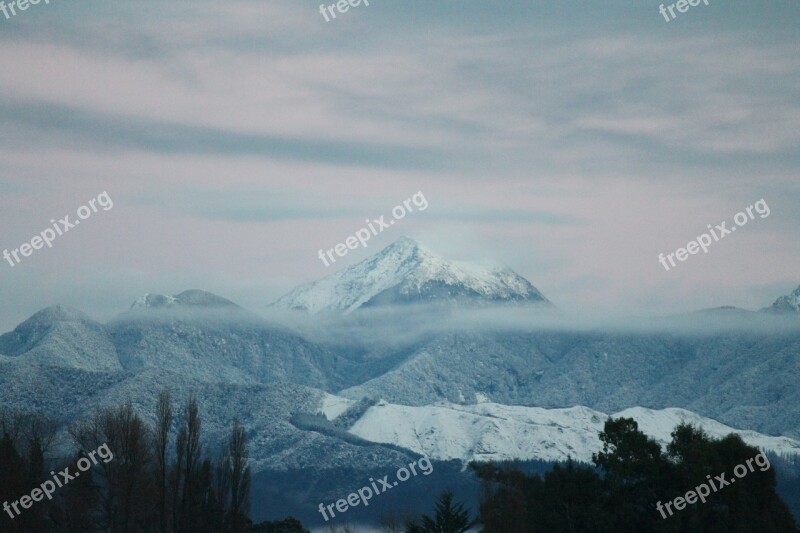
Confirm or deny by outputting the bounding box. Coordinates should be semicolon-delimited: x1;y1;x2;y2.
0;1;798;331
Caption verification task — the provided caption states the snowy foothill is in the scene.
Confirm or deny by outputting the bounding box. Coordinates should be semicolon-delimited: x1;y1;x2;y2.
338;397;800;465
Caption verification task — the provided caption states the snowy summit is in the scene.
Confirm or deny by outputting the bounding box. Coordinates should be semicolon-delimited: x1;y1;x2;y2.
130;289;239;311
764;285;800;314
270;236;551;314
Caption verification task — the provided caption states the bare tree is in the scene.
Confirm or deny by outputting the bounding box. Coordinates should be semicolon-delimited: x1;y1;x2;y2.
176;395;202;530
227;420;251;522
0;408;57;455
172;426;185;532
154;390;173;532
214;451;231;514
70;402;154;532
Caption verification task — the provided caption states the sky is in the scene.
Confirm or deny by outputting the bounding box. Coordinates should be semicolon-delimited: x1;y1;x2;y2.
1;0;799;331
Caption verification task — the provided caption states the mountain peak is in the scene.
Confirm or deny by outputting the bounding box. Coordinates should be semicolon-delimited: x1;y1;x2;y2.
764;285;800;314
375;235;436;261
390;235;421;249
271;237;551;314
26;305;94;324
130;290;238;311
0;305;106;361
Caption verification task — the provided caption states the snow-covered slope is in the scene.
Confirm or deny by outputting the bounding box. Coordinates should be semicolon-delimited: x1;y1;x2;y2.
319;392;356;420
111;295;340;388
0;293;344;388
342;399;800;464
764;285;800;314
270;236;551;314
130;289;239;311
0;305;121;372
616;406;800;454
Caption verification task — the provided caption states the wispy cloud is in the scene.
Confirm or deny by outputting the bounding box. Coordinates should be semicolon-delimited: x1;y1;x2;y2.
0;0;798;330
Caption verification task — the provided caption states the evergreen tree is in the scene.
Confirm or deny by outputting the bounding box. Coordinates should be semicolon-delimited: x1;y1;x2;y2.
473;418;797;533
405;491;473;533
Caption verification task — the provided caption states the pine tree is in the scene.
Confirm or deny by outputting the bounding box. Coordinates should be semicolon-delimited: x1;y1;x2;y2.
406;491;473;533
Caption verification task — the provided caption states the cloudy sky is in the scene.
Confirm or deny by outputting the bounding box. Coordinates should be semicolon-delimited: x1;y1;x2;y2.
1;0;798;330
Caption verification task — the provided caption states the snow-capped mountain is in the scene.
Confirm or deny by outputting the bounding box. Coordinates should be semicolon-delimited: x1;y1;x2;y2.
338;325;800;439
270;236;551;314
764;285;800;314
130;289;239;311
114;290;342;388
0;305;121;372
1;287;799;525
0;291;342;388
326;397;800;464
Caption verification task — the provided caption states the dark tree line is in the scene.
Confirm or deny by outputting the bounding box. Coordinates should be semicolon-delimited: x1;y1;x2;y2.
6;403;796;532
0;409;58;532
0;391;303;532
472;417;798;532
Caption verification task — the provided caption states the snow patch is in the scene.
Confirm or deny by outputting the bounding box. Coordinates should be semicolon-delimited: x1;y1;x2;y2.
318;393;355;420
345;399;800;465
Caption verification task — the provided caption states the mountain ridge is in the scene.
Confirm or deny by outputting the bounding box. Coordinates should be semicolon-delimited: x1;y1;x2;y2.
2;282;800;525
330;396;800;464
764;285;800;314
270;236;551;314
130;289;240;311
